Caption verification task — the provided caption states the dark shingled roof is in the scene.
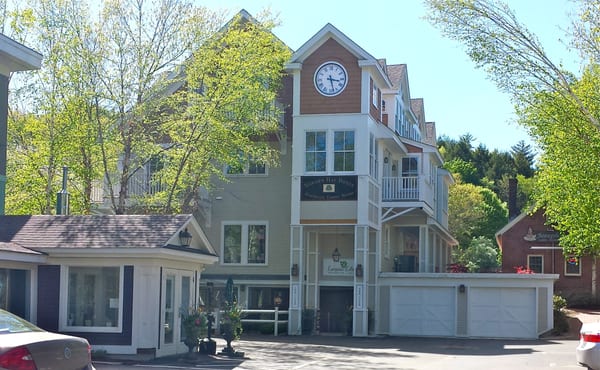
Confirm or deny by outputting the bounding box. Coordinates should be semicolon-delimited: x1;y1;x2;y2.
0;214;193;249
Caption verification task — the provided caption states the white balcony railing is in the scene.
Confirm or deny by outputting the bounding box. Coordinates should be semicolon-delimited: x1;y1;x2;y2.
382;176;419;201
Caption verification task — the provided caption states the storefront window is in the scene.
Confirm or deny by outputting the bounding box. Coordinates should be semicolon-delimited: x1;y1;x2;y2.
67;266;120;328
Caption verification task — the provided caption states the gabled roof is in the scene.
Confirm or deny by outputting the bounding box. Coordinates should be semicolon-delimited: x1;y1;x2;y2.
286;23;392;88
0;214;216;256
386;64;408;91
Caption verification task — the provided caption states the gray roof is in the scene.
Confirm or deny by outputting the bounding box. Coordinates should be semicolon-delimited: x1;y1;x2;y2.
0;214;195;249
0;241;44;255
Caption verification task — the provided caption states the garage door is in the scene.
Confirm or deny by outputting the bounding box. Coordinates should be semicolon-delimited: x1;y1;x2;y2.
390;287;455;336
469;287;536;338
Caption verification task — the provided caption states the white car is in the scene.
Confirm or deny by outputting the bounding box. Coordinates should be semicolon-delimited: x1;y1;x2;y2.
577;322;600;369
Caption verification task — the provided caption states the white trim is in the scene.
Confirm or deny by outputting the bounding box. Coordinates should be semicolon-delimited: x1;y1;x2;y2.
565;256;582;276
0;33;42;75
60;265;124;333
221;221;269;265
527;254;544;274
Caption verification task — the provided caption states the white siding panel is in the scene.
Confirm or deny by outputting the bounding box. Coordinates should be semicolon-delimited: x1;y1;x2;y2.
469;287;536;338
390;287;455;336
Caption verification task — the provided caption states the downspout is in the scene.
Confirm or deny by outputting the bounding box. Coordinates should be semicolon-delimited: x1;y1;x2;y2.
0;74;8;215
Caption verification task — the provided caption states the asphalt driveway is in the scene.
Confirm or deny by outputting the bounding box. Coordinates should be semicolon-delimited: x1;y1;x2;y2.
94;334;582;370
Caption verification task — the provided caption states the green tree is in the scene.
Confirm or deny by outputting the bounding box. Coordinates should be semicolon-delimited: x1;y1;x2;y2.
6;0;103;214
511;140;535;178
449;181;507;248
149;12;291;213
454;236;500;273
425;0;600;259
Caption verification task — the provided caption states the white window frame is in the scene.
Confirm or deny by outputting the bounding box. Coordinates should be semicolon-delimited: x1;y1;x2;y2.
225;156;268;176
333;130;355;172
221;221;268;265
372;84;378;108
305;130;327;173
59;265;124;333
527;255;543;273
565;256;582;276
304;129;356;174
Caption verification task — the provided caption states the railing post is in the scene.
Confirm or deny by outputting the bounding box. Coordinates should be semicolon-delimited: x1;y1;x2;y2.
274;307;279;336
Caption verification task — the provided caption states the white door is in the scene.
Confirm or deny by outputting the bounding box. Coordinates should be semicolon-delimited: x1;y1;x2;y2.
390;286;455;336
158;270;194;357
469;287;536;338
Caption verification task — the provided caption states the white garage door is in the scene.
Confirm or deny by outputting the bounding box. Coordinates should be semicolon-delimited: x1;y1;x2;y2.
390;286;455;336
469;287;536;338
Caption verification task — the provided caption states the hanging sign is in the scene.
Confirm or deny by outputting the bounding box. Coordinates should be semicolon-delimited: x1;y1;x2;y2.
323;258;354;276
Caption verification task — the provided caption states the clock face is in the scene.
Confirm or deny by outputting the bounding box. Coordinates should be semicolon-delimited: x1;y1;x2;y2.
314;62;348;96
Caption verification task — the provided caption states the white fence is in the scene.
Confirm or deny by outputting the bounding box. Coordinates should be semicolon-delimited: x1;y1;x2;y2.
214;308;288;336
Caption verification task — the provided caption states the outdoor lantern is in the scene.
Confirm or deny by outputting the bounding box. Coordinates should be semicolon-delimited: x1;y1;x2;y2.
179;228;192;247
459;284;466;293
274;294;282;307
332;248;341;262
291;263;299;276
355;263;363;277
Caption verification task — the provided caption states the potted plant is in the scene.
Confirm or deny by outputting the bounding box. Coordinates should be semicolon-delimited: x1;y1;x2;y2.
219;300;244;357
181;306;207;354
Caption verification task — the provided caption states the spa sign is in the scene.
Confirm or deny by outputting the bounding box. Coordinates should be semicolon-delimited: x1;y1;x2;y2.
301;175;358;201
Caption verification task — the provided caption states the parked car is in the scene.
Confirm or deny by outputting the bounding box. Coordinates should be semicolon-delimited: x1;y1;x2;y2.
0;308;95;370
577;322;600;370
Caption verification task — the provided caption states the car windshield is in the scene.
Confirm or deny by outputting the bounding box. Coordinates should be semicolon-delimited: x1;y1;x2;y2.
0;309;43;333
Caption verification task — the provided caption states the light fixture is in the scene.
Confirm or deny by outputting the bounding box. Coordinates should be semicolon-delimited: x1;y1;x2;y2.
274;294;282;307
332;248;341;262
355;264;363;277
384;157;389;163
291;263;299;276
459;284;466;293
179;228;192;247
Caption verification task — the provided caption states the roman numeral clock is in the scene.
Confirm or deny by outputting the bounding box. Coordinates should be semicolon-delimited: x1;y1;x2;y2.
314;61;347;96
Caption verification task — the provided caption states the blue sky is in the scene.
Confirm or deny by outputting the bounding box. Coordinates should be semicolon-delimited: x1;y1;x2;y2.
200;0;579;153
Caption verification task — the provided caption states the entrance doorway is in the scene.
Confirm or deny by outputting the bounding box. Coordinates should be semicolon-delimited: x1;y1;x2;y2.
319;287;353;334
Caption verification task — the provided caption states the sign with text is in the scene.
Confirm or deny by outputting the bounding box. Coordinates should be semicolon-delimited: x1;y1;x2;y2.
301;176;358;201
323;258;354;276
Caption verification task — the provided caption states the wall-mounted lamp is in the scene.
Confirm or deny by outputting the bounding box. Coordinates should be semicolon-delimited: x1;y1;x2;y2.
459;284;466;293
332;248;341;262
291;263;299;277
355;264;364;277
384;157;389;164
274;294;282;307
179;228;192;247
391;164;397;171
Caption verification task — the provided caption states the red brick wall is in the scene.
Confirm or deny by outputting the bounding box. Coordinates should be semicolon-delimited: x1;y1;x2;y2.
499;209;599;303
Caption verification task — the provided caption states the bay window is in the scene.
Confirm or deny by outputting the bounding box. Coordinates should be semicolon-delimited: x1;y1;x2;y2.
305;130;355;173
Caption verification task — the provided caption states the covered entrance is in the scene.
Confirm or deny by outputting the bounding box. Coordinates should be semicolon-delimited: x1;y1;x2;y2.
319;287;353;334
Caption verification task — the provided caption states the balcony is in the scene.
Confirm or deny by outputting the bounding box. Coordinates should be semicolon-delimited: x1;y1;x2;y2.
381;176;419;201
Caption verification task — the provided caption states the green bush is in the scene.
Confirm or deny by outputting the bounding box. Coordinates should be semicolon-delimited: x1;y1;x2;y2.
553;295;567;311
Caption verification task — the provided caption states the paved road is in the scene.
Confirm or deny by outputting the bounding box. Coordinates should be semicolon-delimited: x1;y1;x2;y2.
94;335;584;370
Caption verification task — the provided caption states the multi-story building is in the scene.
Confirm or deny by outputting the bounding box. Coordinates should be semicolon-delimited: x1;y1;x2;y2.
196;21;457;337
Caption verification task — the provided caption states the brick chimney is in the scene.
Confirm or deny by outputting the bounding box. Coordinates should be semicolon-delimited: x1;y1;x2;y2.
508;178;518;220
